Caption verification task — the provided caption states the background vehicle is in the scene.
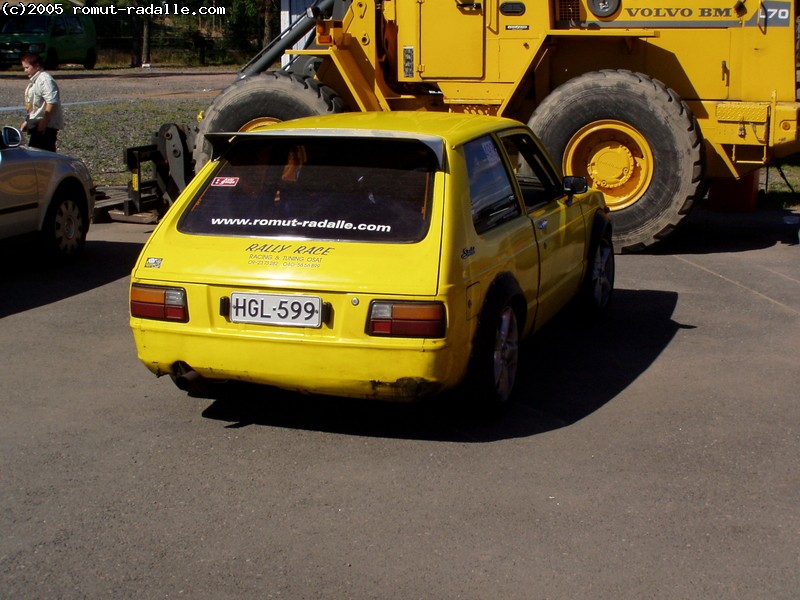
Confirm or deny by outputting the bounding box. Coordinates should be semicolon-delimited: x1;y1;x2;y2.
0;15;97;70
142;0;800;252
0;126;95;259
129;113;614;404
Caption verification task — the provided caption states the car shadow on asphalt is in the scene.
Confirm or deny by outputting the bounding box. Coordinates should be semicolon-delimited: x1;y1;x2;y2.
0;238;141;318
200;288;685;442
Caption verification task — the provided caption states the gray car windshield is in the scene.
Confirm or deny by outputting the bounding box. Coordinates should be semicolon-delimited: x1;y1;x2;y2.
179;136;437;243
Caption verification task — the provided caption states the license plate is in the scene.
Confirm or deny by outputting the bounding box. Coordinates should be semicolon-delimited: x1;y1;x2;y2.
229;292;322;328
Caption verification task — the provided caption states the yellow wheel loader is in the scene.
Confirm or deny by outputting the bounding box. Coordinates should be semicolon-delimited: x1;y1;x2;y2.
184;0;800;250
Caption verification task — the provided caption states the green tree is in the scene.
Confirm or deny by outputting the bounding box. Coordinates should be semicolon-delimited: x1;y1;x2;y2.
223;0;258;53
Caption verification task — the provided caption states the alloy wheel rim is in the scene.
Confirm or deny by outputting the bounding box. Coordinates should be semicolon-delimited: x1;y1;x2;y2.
55;200;83;254
592;242;614;307
493;307;519;402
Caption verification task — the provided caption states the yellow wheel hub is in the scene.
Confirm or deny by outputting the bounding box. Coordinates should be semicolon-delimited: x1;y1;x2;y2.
563;120;654;211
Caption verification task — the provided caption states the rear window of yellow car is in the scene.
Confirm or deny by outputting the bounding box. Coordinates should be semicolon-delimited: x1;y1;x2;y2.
178;137;438;243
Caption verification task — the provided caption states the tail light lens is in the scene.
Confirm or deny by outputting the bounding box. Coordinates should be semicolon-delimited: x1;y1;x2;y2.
367;301;446;338
130;284;189;322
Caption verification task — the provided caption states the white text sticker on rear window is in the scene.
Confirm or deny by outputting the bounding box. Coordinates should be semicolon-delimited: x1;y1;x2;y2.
211;177;239;187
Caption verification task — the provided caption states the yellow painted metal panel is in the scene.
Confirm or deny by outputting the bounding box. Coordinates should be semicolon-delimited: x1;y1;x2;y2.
419;1;484;78
716;103;770;123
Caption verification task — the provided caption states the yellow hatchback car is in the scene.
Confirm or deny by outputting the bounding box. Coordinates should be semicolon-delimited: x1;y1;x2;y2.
129;112;614;404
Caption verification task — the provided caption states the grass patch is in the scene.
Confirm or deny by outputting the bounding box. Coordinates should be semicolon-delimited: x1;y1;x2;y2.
58;99;206;187
762;163;800;208
54;95;800;212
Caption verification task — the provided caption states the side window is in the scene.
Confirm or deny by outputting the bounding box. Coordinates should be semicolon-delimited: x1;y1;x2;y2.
52;18;66;36
499;133;561;208
65;17;84;35
464;136;521;234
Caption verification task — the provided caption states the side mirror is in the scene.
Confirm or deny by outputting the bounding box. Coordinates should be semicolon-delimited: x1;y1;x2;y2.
1;126;23;149
563;175;588;195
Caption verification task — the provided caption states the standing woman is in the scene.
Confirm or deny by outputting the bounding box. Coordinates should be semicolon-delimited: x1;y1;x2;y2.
20;53;64;152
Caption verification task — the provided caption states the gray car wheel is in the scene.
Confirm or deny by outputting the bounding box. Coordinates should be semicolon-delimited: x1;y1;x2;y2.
44;195;87;259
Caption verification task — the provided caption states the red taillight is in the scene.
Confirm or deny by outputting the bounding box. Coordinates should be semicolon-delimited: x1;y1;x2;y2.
130;284;189;322
367;301;446;338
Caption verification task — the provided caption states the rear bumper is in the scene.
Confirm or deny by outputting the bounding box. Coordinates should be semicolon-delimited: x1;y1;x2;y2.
132;324;463;401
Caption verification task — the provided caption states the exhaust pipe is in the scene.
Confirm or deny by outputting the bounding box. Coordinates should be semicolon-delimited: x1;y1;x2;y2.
174;369;202;392
171;361;209;395
171;361;231;398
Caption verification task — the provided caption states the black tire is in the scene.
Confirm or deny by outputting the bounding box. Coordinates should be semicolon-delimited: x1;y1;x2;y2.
580;232;615;316
45;48;58;70
529;69;704;252
83;49;97;70
468;285;525;406
193;71;347;169
42;191;87;260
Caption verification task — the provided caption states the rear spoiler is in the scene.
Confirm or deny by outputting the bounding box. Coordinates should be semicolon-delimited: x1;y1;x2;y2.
205;130;446;170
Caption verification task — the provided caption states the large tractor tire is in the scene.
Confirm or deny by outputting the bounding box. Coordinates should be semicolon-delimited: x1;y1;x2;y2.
193;70;347;169
529;69;704;252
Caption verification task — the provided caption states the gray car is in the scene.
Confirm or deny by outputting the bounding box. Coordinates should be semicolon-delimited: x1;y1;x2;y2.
0;126;95;259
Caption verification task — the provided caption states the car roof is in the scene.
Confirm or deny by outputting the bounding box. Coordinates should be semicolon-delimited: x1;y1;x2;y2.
247;112;526;146
207;112;528;165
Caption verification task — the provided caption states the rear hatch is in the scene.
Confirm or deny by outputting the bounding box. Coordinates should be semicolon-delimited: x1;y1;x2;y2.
136;134;444;297
138;225;443;297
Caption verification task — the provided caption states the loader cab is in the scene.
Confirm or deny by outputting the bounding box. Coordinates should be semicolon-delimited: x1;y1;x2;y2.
418;0;485;79
390;0;542;86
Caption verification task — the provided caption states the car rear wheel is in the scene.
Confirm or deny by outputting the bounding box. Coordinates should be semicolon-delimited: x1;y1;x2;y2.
83;49;97;70
45;48;58;70
469;292;523;406
489;306;520;403
43;193;87;259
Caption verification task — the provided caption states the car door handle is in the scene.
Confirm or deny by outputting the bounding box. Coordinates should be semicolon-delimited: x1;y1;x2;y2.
536;219;548;230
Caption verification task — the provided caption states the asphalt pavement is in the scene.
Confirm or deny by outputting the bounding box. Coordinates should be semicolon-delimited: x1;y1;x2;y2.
0;203;798;599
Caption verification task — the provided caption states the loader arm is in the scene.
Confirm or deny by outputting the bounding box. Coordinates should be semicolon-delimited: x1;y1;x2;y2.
238;0;340;80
